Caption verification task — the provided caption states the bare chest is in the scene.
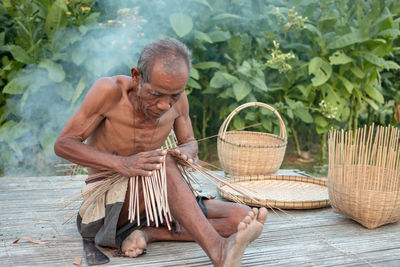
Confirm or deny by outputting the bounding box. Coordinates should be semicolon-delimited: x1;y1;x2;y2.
90;103;177;156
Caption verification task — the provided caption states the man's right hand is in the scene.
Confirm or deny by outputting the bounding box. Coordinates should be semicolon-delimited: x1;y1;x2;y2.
115;149;167;177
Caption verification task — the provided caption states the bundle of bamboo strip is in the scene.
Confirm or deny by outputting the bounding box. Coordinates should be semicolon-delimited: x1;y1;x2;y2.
328;124;400;229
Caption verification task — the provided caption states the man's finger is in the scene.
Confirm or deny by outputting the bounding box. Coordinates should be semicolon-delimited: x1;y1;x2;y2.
145;156;165;163
142;163;162;171
142;149;166;157
133;169;153;177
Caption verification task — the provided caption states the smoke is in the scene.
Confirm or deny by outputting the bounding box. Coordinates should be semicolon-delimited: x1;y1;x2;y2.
0;0;173;176
1;0;271;176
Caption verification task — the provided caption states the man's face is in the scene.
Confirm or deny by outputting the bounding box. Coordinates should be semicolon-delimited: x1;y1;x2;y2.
137;59;189;119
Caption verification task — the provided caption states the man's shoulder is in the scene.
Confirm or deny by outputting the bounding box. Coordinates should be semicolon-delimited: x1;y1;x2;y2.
173;92;190;116
89;75;131;100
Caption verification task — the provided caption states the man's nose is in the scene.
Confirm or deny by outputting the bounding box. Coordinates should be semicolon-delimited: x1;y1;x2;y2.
157;96;171;111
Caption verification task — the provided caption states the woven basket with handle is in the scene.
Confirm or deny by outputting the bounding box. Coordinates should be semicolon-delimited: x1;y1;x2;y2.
217;102;287;176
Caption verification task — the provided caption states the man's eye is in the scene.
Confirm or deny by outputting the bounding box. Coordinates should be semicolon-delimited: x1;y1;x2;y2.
151;91;162;96
172;93;182;98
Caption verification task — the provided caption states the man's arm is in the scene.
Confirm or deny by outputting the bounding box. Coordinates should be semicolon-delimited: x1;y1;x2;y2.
173;93;198;163
54;77;165;177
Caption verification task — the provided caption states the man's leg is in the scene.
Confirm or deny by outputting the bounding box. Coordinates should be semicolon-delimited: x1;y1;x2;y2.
123;155;267;266
122;199;252;256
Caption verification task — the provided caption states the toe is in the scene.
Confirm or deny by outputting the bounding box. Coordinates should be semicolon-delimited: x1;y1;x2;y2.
252;208;259;216
137;237;147;249
257;207;268;223
243;215;252;224
125;250;136;258
247;210;255;219
238;221;246;231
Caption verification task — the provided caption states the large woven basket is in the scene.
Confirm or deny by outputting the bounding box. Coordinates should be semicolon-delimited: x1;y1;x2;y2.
217;102;287;176
328;125;400;229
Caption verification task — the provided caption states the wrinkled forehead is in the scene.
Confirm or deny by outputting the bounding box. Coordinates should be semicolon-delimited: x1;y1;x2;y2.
151;58;189;80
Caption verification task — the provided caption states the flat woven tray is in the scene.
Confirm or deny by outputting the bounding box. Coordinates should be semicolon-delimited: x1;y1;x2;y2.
218;175;330;209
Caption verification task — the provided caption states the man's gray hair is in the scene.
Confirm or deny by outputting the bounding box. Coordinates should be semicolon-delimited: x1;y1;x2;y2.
137;37;192;84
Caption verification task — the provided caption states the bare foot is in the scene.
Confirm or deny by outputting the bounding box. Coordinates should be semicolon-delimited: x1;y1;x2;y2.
121;230;148;258
220;207;268;267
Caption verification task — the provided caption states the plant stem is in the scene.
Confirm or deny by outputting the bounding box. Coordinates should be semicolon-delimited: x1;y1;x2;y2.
320;132;327;162
290;120;301;156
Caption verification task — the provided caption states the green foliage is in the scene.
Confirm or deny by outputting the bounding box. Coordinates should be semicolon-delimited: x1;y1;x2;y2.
0;0;146;175
1;0;400;175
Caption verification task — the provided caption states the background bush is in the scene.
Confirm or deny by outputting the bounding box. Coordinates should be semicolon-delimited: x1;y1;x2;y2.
0;0;399;175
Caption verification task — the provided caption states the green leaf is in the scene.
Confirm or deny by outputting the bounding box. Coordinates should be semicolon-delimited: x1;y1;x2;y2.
233;81;251;101
384;60;400;70
169;13;193;37
237;61;251;77
0;32;4;46
296;85;308;97
363;97;379;110
0;120;17;142
3;77;27;94
38;59;65;82
213;13;242;20
194;31;213;43
71;77;86;106
250;77;268;92
187;78;201;89
294;107;313;123
327;30;368;49
72;47;87;66
195;0;213;10
316;126;329;134
315;116;328;127
39;130;57;151
45;0;68;40
193;61;221;69
365;85;384;104
308;57;332;86
190;68;199;79
329;51;353;65
210;72;229;88
261;118;272;131
378;29;400;37
232;116;244;130
221;72;238;84
336;75;353;94
303;24;322;39
208;31;231;43
8;45;33;64
57;82;74;101
286;108;294;119
245;111;256;121
350;65;365;79
361;52;385;68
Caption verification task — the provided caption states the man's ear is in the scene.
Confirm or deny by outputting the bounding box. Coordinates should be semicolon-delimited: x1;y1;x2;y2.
131;67;140;86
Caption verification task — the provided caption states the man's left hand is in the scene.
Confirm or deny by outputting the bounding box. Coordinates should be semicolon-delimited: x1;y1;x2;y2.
172;148;194;163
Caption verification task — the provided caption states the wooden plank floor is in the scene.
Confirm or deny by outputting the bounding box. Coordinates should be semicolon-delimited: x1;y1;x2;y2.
1;171;400;267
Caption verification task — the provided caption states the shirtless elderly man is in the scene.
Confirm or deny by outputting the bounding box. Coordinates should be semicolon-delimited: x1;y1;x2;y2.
54;37;267;266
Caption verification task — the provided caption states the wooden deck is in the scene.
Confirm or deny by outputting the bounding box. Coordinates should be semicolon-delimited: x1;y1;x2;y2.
1;171;399;266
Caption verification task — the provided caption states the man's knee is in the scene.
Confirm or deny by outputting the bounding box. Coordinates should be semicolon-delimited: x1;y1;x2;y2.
229;204;251;226
165;153;178;166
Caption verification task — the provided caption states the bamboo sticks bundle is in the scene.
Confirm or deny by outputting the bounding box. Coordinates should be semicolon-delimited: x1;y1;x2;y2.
328;124;400;229
127;156;173;230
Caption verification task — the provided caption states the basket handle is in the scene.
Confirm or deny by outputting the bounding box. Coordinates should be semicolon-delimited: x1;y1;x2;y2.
218;102;287;140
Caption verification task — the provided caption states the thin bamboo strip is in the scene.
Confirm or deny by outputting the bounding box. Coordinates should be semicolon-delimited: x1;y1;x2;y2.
141;176;150;225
